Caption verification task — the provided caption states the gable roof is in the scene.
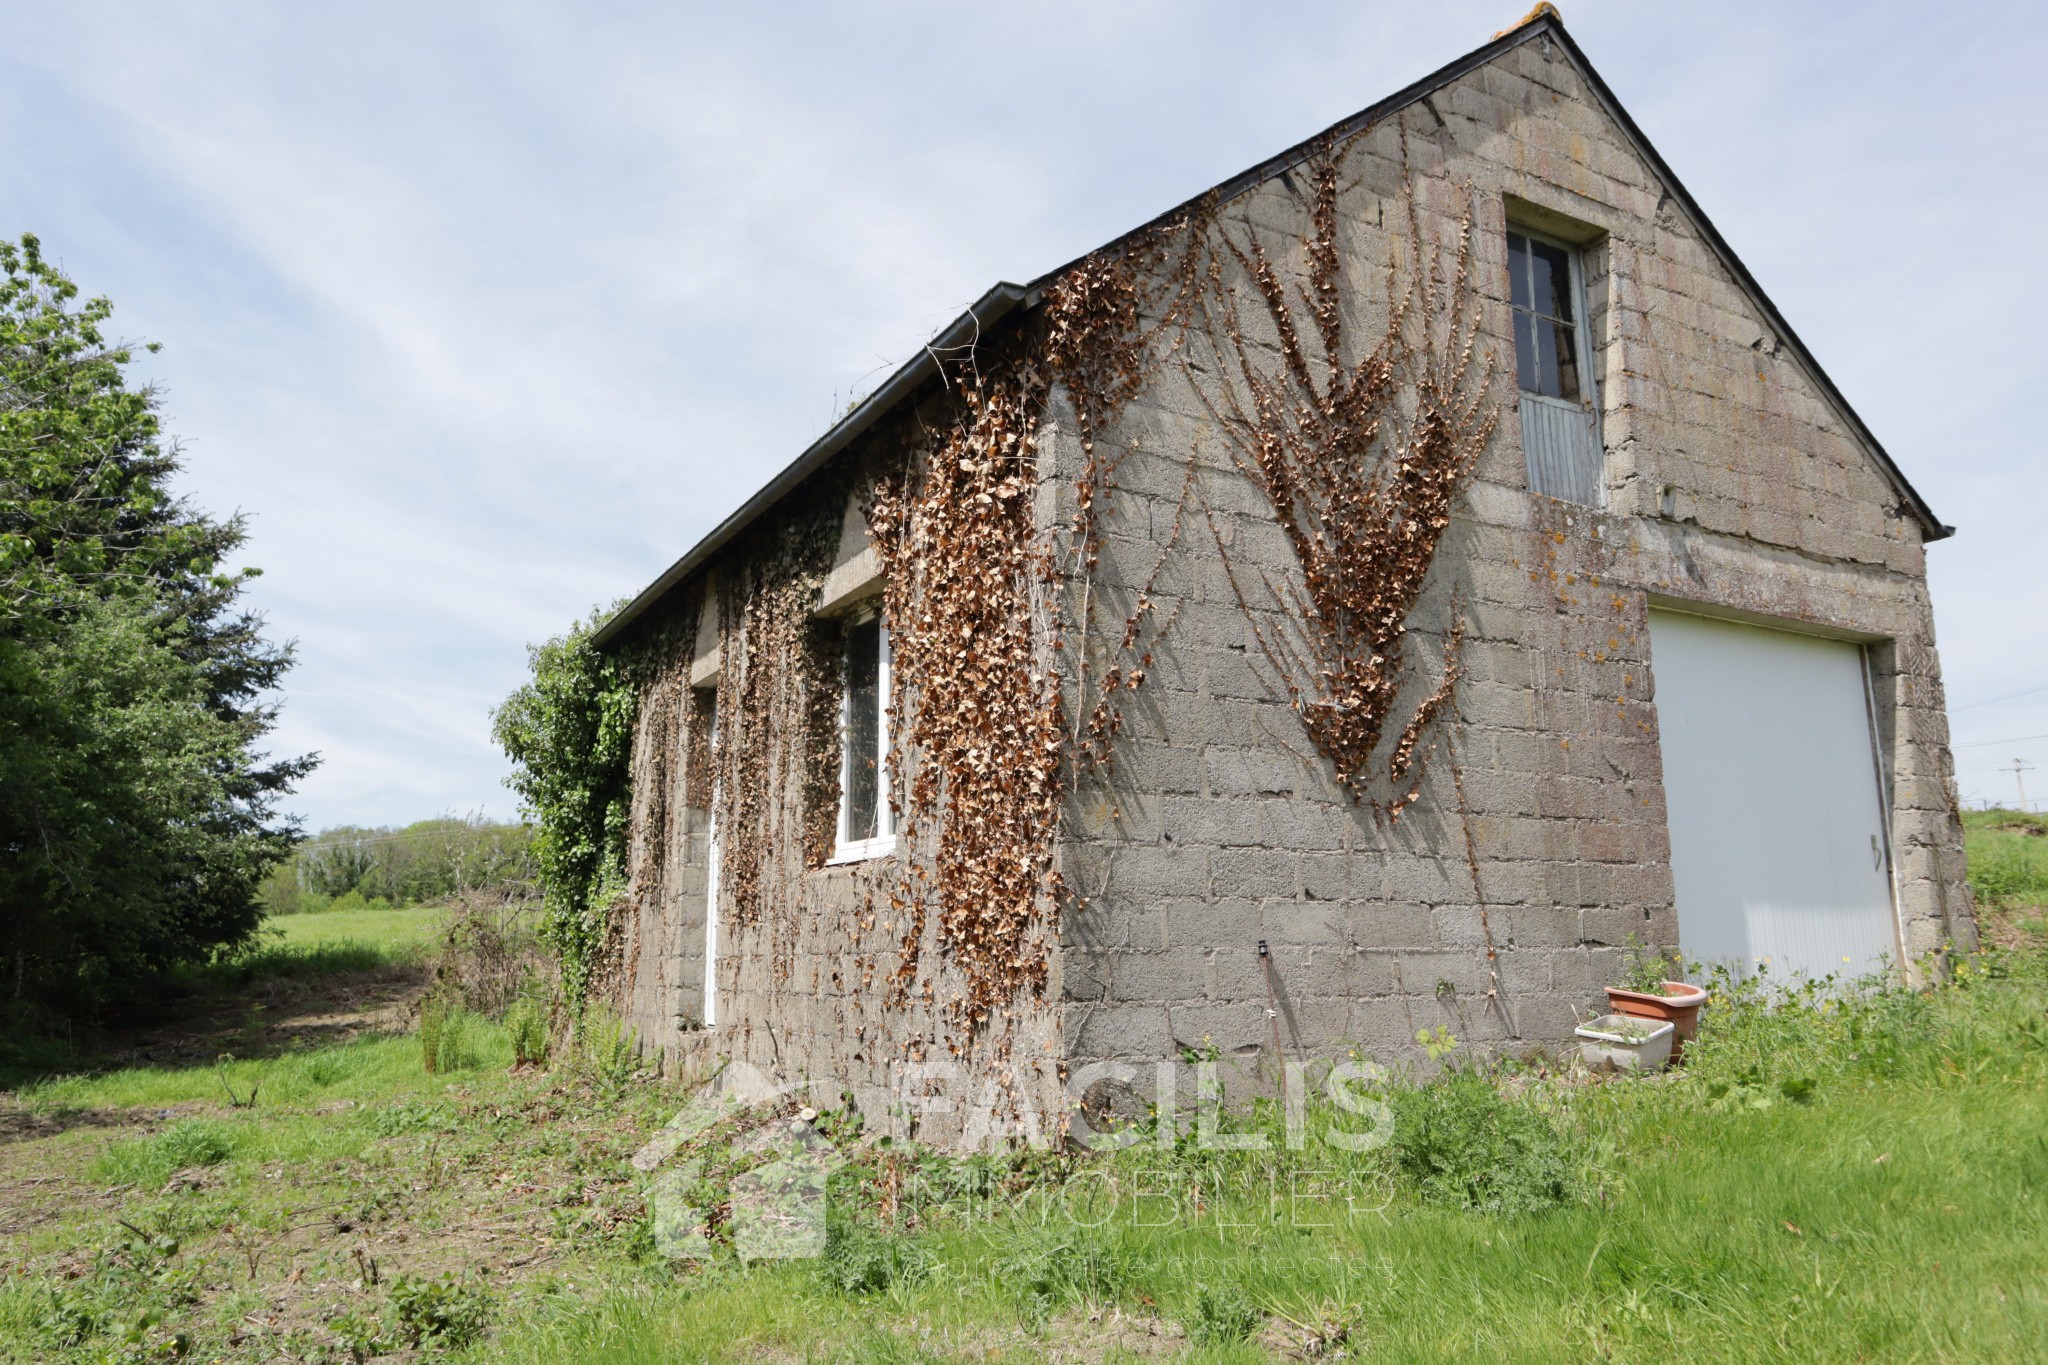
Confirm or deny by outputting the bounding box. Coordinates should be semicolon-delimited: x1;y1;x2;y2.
594;7;1949;650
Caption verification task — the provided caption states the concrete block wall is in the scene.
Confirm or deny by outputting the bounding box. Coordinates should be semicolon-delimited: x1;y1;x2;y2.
1052;33;1972;1092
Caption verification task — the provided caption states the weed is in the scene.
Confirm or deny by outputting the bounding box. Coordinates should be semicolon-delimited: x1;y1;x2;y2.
418;990;480;1074
370;1099;460;1137
820;1216;932;1295
992;1233;1133;1312
387;1271;494;1352
325;1304;391;1364
1189;1281;1262;1345
576;1007;639;1090
506;976;552;1068
1615;932;1682;993
1389;1071;1579;1212
1415;1025;1459;1062
93;1119;238;1189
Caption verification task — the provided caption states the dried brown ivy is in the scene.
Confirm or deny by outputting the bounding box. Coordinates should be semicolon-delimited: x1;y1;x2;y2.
866;374;1066;1037
1186;133;1497;814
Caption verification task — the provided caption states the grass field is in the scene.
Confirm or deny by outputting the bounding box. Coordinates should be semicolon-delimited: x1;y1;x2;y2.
260;905;449;958
0;867;2043;1362
1963;807;2048;945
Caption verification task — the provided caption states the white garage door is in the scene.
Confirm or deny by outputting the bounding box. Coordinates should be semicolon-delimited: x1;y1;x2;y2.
1648;609;1899;983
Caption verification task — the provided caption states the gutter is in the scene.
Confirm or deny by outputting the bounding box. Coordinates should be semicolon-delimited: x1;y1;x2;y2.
592;281;1032;649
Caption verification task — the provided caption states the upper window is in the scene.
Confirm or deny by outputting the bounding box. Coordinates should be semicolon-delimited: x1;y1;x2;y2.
1508;227;1604;506
831;612;896;863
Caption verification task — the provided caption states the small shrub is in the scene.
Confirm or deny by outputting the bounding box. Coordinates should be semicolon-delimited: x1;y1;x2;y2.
326;1304;392;1363
1615;932;1682;993
1390;1072;1579;1212
435;893;550;1016
1189;1281;1262;1345
993;1234;1132;1310
387;1271;493;1352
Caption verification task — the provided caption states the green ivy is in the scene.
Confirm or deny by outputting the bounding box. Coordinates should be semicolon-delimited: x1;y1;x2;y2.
492;605;636;1009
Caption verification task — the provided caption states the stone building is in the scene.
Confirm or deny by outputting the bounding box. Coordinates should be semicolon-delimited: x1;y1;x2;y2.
590;9;1974;1142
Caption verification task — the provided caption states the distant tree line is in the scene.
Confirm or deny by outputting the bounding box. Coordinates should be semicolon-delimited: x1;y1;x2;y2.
0;234;308;1018
262;815;536;913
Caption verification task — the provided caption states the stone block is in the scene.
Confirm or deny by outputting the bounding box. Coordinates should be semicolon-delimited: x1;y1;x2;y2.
1341;994;1420;1053
1395;950;1495;998
1204;746;1303;798
1108;946;1210;1003
1160;896;1255;951
1210;846;1300;900
1067;1005;1172;1063
1301;853;1379;903
1166;1002;1271;1058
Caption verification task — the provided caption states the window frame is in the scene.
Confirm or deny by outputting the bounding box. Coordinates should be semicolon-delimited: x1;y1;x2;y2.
828;606;897;865
1507;221;1607;508
1506;224;1600;417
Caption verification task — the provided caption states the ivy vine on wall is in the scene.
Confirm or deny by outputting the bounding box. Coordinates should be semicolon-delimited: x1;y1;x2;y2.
1182;132;1498;817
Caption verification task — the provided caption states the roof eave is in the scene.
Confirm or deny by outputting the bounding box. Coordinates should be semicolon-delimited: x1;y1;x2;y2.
592;281;1034;650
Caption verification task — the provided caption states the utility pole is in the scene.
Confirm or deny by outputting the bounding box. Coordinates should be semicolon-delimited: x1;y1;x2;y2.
2014;758;2035;813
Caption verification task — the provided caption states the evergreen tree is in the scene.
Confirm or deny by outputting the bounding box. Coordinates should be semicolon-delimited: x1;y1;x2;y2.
0;233;312;1013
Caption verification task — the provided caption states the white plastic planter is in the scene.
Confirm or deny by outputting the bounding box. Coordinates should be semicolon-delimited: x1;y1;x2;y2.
1575;1014;1675;1073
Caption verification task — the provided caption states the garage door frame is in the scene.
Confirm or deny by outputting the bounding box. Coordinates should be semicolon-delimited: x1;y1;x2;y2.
1644;596;1907;982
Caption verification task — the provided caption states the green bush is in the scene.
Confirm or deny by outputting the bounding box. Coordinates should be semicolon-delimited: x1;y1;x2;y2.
492;608;636;1010
1389;1070;1580;1212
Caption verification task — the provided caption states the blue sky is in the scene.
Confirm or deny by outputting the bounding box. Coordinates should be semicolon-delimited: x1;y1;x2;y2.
3;1;2041;828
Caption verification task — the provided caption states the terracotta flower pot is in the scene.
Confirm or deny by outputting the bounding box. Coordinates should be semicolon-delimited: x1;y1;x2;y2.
1604;981;1709;1061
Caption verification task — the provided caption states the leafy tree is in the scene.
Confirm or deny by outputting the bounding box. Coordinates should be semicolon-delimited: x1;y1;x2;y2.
0;233;310;1013
491;607;633;1008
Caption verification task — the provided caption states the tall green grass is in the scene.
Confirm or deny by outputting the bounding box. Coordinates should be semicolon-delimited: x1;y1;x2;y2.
1965;808;2048;912
483;949;2048;1364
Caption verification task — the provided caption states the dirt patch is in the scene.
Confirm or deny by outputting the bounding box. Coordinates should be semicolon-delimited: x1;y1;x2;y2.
1979;903;2048;952
94;963;429;1071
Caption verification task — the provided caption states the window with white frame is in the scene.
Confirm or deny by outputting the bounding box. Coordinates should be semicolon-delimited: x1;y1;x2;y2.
1508;226;1604;507
831;611;896;863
